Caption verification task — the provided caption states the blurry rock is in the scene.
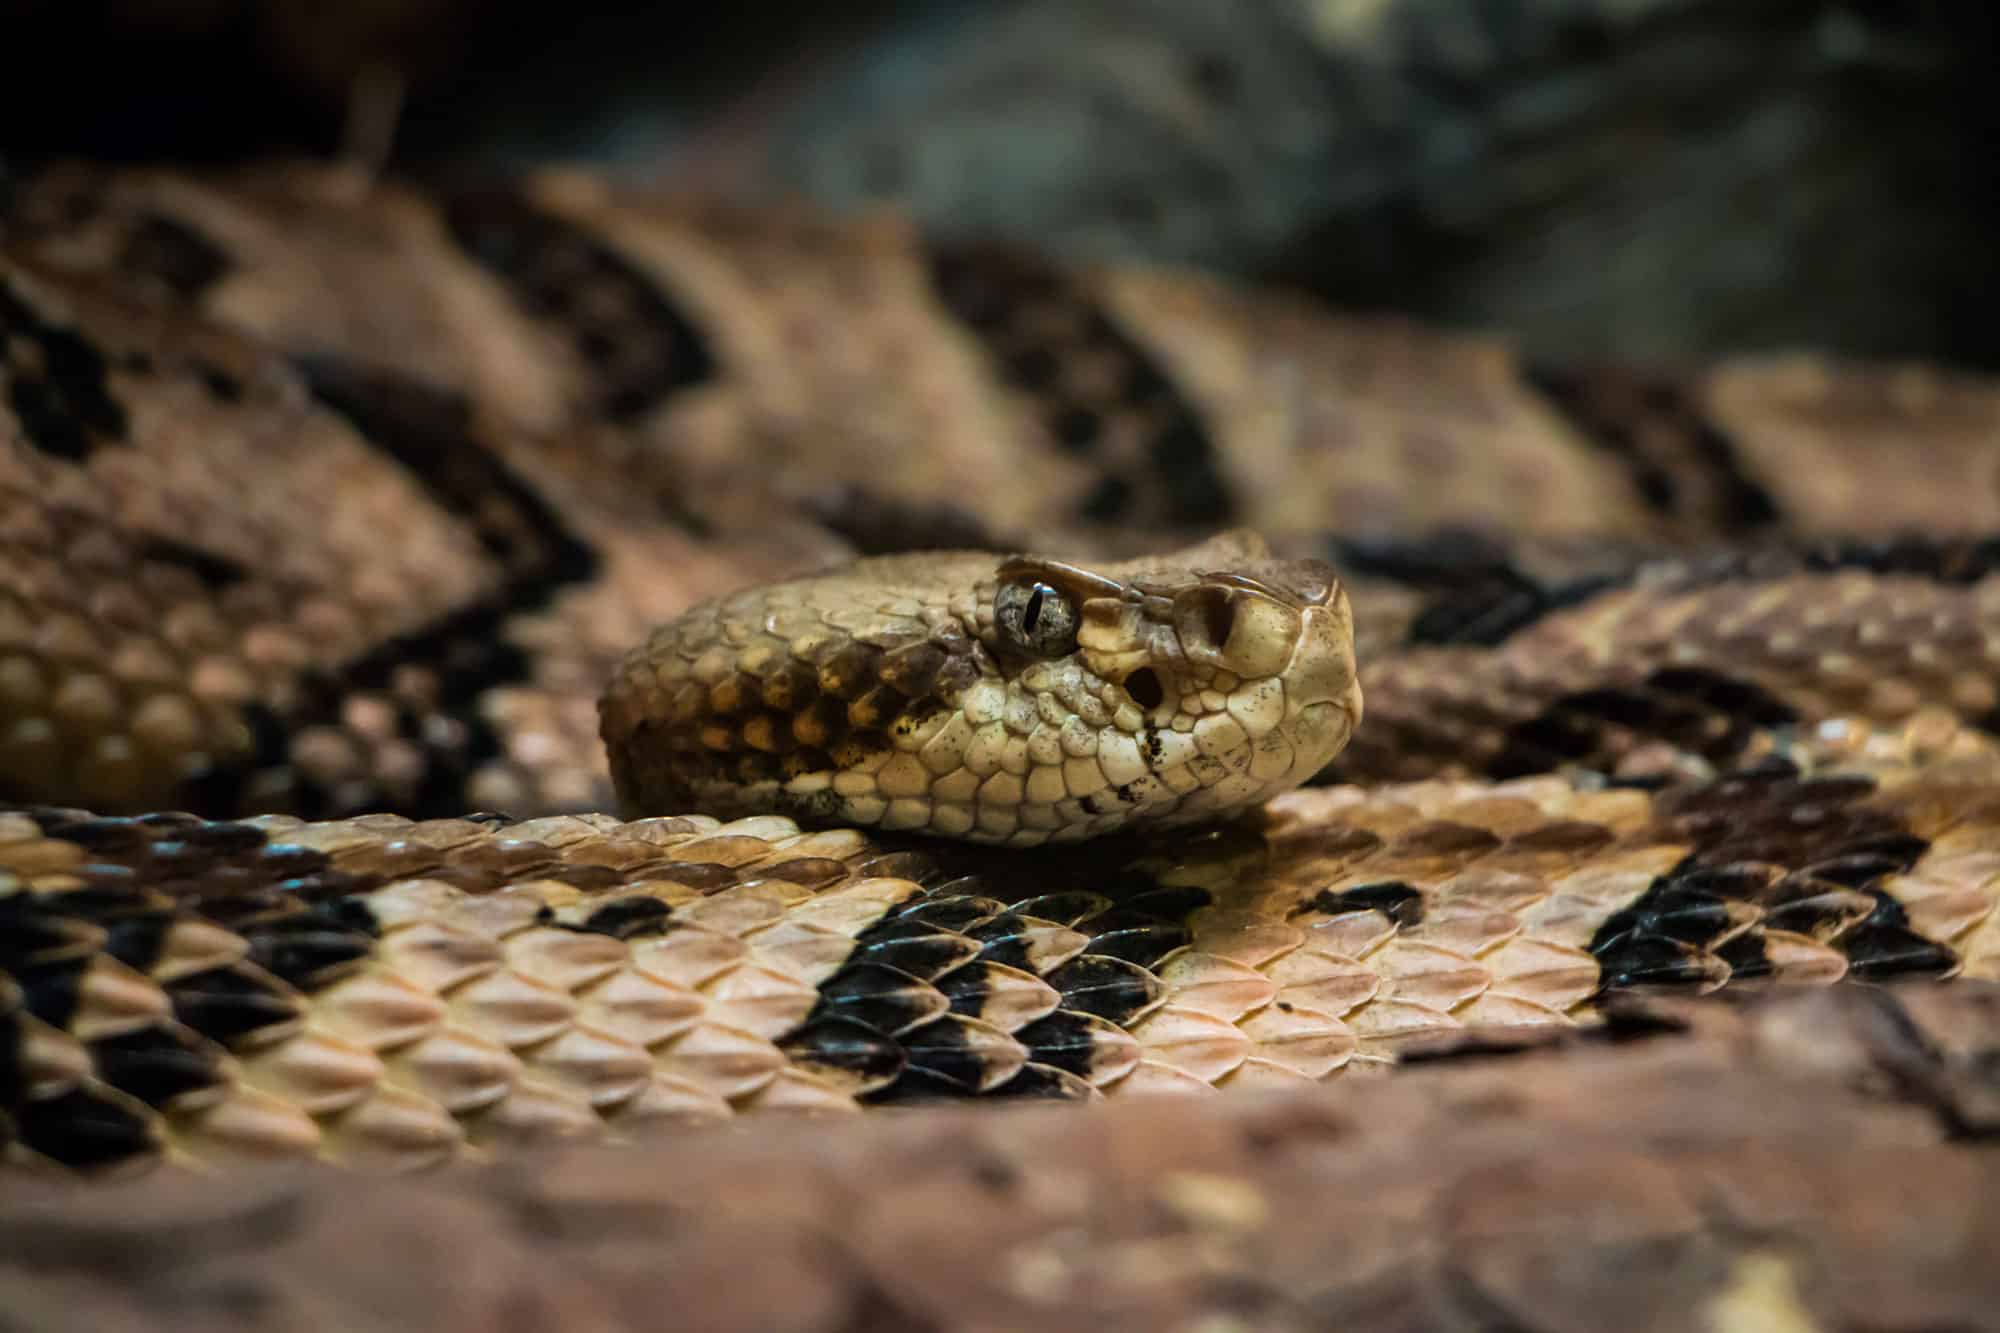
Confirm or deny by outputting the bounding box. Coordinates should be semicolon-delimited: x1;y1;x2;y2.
754;0;2000;369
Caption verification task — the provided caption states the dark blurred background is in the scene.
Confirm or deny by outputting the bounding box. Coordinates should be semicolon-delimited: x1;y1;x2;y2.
3;0;1995;369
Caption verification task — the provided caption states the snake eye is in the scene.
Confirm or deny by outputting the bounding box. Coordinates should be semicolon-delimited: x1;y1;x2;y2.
995;579;1080;658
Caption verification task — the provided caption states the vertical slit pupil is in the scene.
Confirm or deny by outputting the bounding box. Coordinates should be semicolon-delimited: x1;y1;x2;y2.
1024;588;1045;633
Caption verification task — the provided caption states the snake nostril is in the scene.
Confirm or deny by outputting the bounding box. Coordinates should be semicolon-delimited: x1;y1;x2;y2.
1202;593;1236;652
1124;668;1165;711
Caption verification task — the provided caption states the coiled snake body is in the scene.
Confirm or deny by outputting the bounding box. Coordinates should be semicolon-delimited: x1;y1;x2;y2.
2;164;1999;1194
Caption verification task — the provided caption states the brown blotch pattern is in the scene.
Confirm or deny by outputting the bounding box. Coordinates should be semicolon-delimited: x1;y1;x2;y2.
603;576;988;822
8;716;1998;1175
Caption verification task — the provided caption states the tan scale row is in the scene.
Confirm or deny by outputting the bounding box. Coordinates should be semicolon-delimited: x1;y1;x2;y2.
9;717;2000;1176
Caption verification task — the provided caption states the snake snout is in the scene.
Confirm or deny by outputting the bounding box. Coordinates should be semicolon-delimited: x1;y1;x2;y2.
1288;583;1363;719
1172;560;1343;682
1175;585;1294;679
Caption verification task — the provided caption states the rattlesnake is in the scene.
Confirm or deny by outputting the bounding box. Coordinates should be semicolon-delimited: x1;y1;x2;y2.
3;161;2000;1214
599;534;1362;843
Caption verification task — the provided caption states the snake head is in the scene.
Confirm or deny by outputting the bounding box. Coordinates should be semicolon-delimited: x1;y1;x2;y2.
981;530;1363;838
604;529;1362;845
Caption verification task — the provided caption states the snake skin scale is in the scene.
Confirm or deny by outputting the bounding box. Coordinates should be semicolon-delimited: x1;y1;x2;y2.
6;717;1999;1177
3;163;2000;1184
601;535;1362;844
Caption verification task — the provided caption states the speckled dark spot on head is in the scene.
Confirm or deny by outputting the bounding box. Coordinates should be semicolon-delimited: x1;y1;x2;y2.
847;683;909;730
880;642;951;697
818;642;885;701
837;730;893;762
